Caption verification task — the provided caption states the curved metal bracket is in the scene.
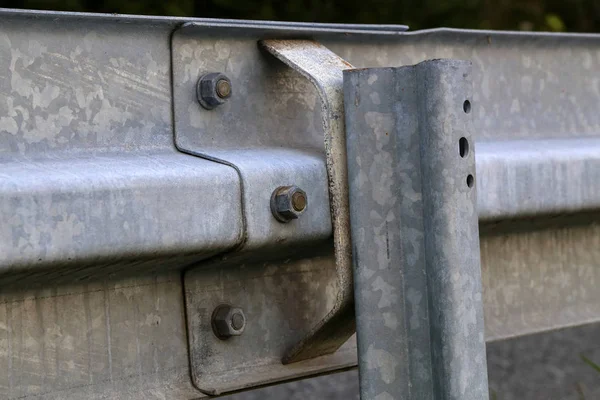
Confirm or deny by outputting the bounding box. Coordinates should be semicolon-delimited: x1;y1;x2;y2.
260;39;355;364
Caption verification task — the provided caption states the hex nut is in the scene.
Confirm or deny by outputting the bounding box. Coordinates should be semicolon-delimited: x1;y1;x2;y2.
197;72;232;110
211;305;246;339
270;186;308;223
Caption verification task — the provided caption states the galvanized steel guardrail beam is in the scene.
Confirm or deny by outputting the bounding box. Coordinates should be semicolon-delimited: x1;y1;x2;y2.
1;8;600;399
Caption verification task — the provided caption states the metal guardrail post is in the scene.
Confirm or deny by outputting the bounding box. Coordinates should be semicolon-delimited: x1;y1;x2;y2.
344;61;489;399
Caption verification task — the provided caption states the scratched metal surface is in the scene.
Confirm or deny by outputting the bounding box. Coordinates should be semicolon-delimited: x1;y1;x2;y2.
184;250;357;395
171;25;337;254
481;220;600;342
0;16;174;156
326;29;600;141
1;13;599;274
325;31;600;221
0;15;244;279
0;152;242;273
0;273;200;399
2;220;598;399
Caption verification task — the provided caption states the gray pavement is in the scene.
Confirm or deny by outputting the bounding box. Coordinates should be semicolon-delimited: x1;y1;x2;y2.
224;323;600;399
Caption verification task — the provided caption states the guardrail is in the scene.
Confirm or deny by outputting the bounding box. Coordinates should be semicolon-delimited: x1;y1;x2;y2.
1;9;599;399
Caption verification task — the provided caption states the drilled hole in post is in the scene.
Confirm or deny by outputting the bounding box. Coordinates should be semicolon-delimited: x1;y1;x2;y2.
459;137;469;158
463;100;471;114
466;174;474;188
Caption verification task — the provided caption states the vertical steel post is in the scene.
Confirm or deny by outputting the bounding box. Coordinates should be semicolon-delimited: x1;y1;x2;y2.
344;60;489;399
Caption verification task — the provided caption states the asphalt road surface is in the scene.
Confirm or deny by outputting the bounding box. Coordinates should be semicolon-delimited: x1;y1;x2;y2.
224;323;600;400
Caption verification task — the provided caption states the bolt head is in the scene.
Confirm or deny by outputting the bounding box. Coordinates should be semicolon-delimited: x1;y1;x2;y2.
197;72;232;110
231;312;245;330
212;305;246;339
271;186;308;223
216;79;231;98
292;191;307;211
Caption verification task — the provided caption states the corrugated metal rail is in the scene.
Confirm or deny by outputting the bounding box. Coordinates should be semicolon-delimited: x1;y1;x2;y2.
1;8;599;399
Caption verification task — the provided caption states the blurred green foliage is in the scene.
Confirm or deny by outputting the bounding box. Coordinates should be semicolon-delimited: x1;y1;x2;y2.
581;354;600;374
1;0;599;32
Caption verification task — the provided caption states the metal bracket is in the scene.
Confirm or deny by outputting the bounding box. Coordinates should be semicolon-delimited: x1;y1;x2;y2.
182;248;358;396
171;24;335;253
171;25;359;394
260;40;355;364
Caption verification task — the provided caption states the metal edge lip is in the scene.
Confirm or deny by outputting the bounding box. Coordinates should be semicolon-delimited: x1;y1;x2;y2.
177;24;600;42
0;7;408;33
178;21;407;36
401;27;600;40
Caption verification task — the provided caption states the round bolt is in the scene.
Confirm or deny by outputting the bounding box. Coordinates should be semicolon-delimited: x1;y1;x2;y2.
216;79;231;98
270;185;308;223
292;191;307;211
211;305;246;340
231;312;245;330
197;72;232;110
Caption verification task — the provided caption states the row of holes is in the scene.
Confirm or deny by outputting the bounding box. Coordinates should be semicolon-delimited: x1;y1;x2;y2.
461;100;474;189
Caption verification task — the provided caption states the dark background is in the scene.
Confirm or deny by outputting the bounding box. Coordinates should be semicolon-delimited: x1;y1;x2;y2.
1;0;600;32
